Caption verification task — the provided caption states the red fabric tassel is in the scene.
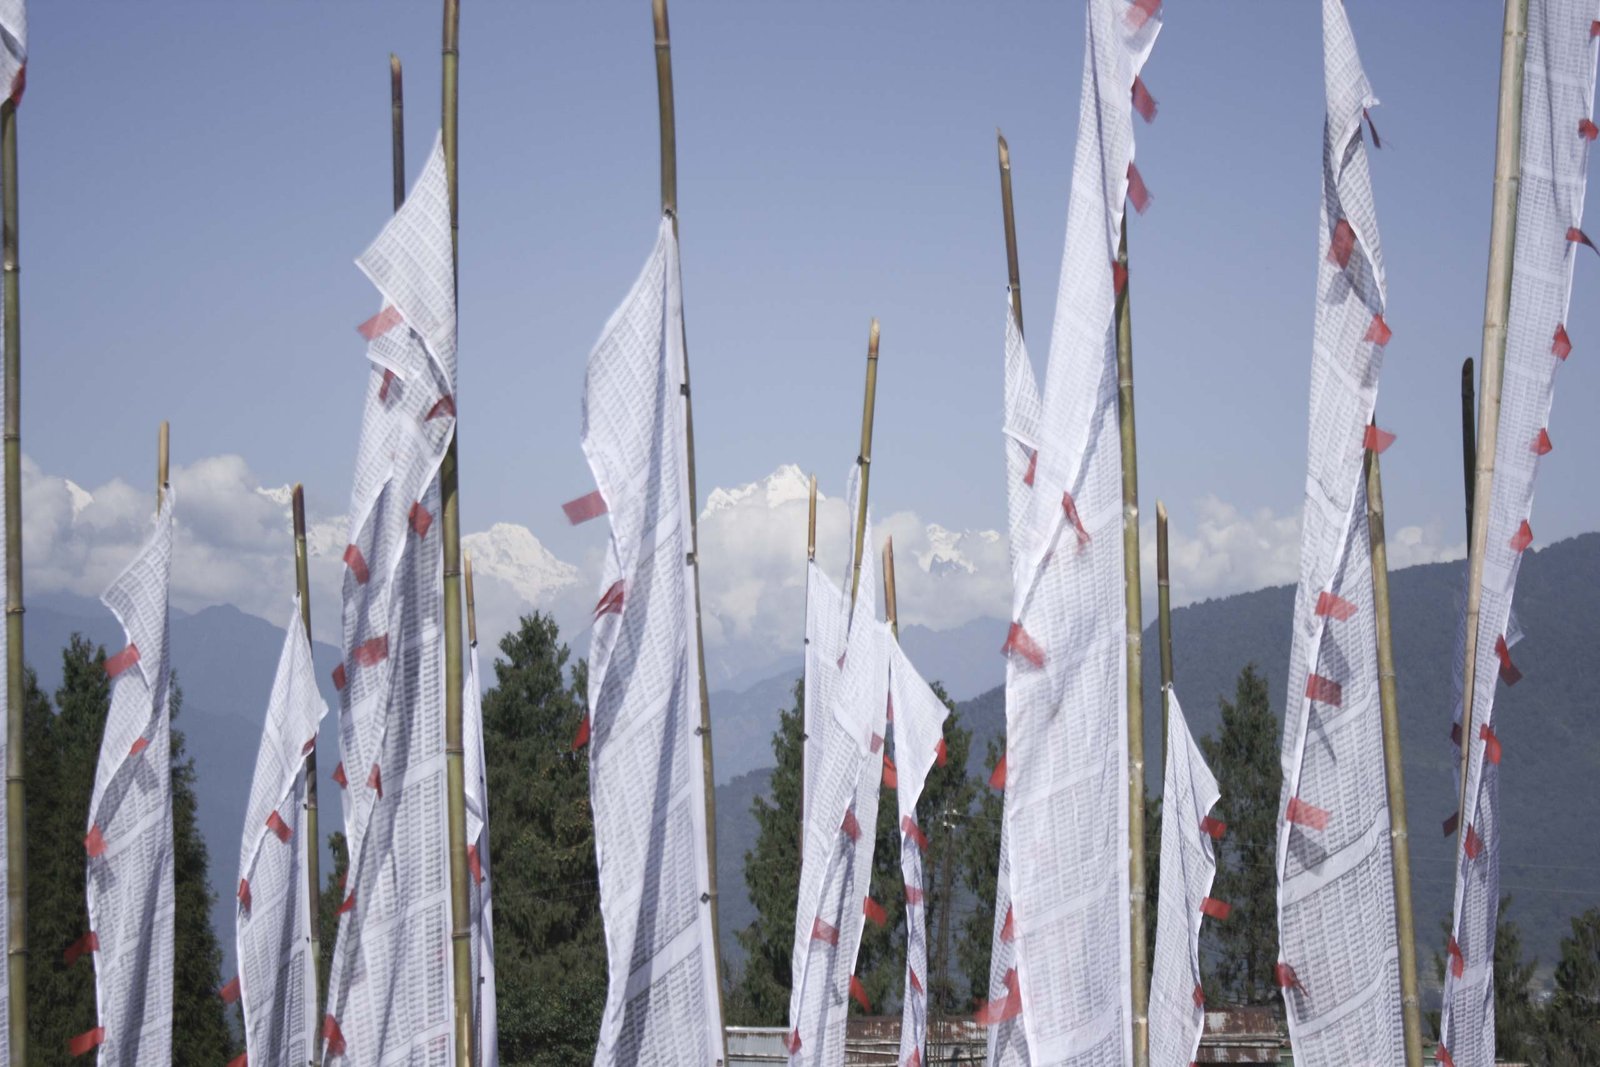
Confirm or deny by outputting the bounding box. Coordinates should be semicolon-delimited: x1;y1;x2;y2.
1192;984;1206;1008
1569;226;1598;254
331;664;347;691
1200;897;1232;921
1494;635;1522;686
1364;313;1392;347
64;931;99;965
1061;491;1091;548
468;843;484;885
572;714;590;751
902;815;928;851
1442;810;1460;837
219;975;241;1004
1464;824;1483;861
1002;622;1045;668
1275;962;1304;993
84;825;106;858
910;966;924;995
322;1016;347;1057
1480;724;1502;765
1199;815;1227;840
332;762;349;788
1510;519;1534;552
128;737;149;758
1364;424;1396;455
1125;0;1161;30
562;489;608;525
841;807;861;842
989;753;1008;791
343;544;370;584
593;580;625;618
1533;428;1554;455
907;1048;922;1067
1448;935;1465;978
783;1030;802;1054
936;737;948;767
1438;1046;1456;1067
850;975;872;1012
870;733;884;755
1286;796;1330;832
1305;673;1343;707
1000;905;1016;943
228;1055;248;1067
353;635;389;667
1131;76;1158;123
105;643;141;679
1314;591;1357;621
811;917;840;945
1581;118;1599;142
238;878;252;911
1023;450;1037;487
975;968;1023;1025
905;884;925;906
1113;260;1128;296
266;811;292;843
367;764;383;799
1553;323;1573;360
68;1028;105;1057
864;896;887;927
409;501;433;538
338;890;357;915
378;367;395;403
7;65;22;107
1328;219;1356;269
883;754;898;788
426;394;456;421
1592;19;1600;37
1127;162;1152;215
356;305;403;340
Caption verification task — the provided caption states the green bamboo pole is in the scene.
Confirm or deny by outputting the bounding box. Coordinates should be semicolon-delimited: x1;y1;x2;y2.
157;422;169;507
882;537;898;641
1156;501;1171;765
439;3;474;1065
807;474;817;563
651;0;727;1043
391;56;405;215
1114;219;1149;1067
1461;358;1476;541
2;84;25;1067
290;485;323;1041
849;319;881;609
997;131;1023;334
1457;0;1528;833
464;553;476;648
1364;440;1423;1067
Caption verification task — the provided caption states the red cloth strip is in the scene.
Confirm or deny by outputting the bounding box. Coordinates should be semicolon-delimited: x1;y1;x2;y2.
302;736;316;756
1305;673;1342;707
84;825;106;858
1061;491;1091;547
64;932;99;965
910;966;924;995
784;1030;802;1054
1451;721;1462;747
850;975;872;1012
322;1016;347;1057
1200;897;1232;921
1510;519;1533;552
331;664;347;691
1438;1046;1456;1067
219;975;241;1004
1023;450;1037;487
1315;591;1357;621
907;1048;922;1067
1533;428;1554;456
1442;810;1460;837
1125;0;1161;30
1113;260;1128;296
266;811;292;843
593;579;625;618
1494;634;1522;686
1275;962;1304;993
1131;76;1158;123
1464;824;1483;861
378;368;395;403
936;737;948;767
811;917;839;945
426;395;456;421
902;815;928;851
864;896;887;927
1000;904;1016;943
882;754;898;788
468;843;483;885
562;489;608;525
353;635;389;667
1568;226;1598;254
105;643;141;679
989;752;1007;791
68;1028;105;1057
975;968;1022;1025
1328;219;1356;269
1364;314;1393;346
905;884;925;906
572;714;591;751
841;806;861;841
870;733;884;755
1447;935;1465;978
1480;724;1502;765
1286;796;1330;831
332;762;348;788
343;545;370;584
228;1054;248;1067
1191;984;1206;1009
1002;622;1045;668
1199;815;1227;840
8;66;22;107
1553;323;1573;360
1592;19;1600;36
1364;423;1396;454
368;763;383;799
409;501;433;538
357;305;403;340
128;737;149;758
1582;118;1599;142
238;878;252;911
338;890;357;915
1127;162;1152;215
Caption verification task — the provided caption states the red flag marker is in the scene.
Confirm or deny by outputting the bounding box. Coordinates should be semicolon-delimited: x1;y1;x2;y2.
1581;118;1599;142
1023;450;1037;487
356;305;403;340
811;917;840;945
1286;796;1330;831
870;733;884;755
266;811;292;843
1199;815;1227;840
84;825;106;858
468;843;483;885
1510;520;1533;552
1533;428;1554;456
902;815;928;851
1305;673;1343;707
323;1016;347;1057
1315;591;1357;621
338;890;357;915
572;714;590;751
783;1030;802;1054
1480;724;1502;765
332;762;349;788
1328;219;1356;269
332;664;347;691
841;806;861;842
1442;810;1460;838
1200;897;1232;921
910;967;924;995
1364;313;1392;347
989;752;1008;791
353;635;389;667
1192;984;1205;1008
1002;623;1045;669
936;737;948;767
1448;935;1465;978
128;737;149;758
976;968;1023;1025
1127;162;1152;215
409;501;433;538
1494;635;1522;686
1113;261;1128;296
1464;824;1483;861
238;878;252;911
228;1055;248;1067
850;975;872;1012
378;368;395;403
593;580;625;618
562;489;608;525
882;754;898;788
343;545;370;585
1275;962;1305;993
1061;491;1091;548
1553;323;1573;360
1132;76;1158;123
905;884;925;906
1438;1046;1456;1067
367;763;383;799
426;394;456;421
1568;226;1598;254
863;896;887;928
64;931;99;965
105;643;141;679
1364;423;1396;455
1125;0;1161;30
68;1028;105;1057
1000;904;1016;943
219;975;241;1004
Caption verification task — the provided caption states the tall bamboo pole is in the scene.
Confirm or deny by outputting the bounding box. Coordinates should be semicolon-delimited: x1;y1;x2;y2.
1114;220;1149;1067
807;474;817;563
2;83;25;1067
1364;442;1423;1066
997;131;1023;334
849;319;880;609
157;422;169;506
651;0;727;1040
1457;0;1528;832
439;3;474;1065
1460;358;1476;541
882;537;898;641
290;485;323;1041
464;553;476;648
1156;502;1171;766
391;55;405;214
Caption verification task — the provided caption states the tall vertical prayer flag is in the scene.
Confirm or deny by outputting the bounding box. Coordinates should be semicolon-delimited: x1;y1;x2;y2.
464;640;498;1067
84;490;176;1065
1148;689;1220;1067
986;1;1158;1062
1273;4;1401;1063
1441;5;1599;1064
887;643;950;1067
322;135;458;1065
787;475;888;1066
582;218;723;1065
0;0;23;104
236;600;327;1067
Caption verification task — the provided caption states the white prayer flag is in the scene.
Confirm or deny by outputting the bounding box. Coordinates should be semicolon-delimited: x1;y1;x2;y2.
1441;5;1598;1064
1273;4;1402;1063
464;642;498;1067
0;0;24;107
1147;688;1220;1067
887;642;950;1067
986;1;1158;1062
583;218;723;1066
236;600;328;1067
322;134;458;1066
84;489;176;1066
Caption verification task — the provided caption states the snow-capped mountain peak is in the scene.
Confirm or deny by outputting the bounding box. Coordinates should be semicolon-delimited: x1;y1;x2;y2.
917;523;1000;577
703;463;817;516
463;522;580;603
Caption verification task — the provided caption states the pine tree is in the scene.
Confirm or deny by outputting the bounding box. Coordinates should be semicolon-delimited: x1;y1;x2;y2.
317;830;349;1014
957;737;1004;1011
1198;664;1280;1004
1538;905;1600;1064
915;688;975;1017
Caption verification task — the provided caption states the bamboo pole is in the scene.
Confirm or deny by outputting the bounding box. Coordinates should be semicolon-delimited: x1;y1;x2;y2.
1460;358;1476;541
882;537;898;641
157;422;170;505
2;84;25;1067
439;4;474;1066
849;319;880;608
1457;0;1528;835
1365;441;1423;1067
807;474;817;562
465;553;476;648
1114;219;1149;1067
290;485;323;1039
1156;502;1172;766
651;0;727;1041
391;55;405;214
997;130;1023;334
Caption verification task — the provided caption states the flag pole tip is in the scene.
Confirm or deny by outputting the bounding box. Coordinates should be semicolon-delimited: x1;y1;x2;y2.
997;130;1010;168
1156;499;1167;522
868;318;880;354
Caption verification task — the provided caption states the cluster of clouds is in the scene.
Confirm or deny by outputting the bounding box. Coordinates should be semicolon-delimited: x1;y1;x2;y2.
20;456;1464;684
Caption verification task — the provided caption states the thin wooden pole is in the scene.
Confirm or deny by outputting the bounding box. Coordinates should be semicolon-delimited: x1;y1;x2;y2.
1460;358;1476;541
807;474;817;562
1458;0;1528;836
997;130;1023;335
849;319;880;608
465;553;477;648
1365;441;1423;1067
651;0;727;1041
2;86;25;1067
439;4;474;1066
157;421;170;505
1114;219;1149;1067
291;485;323;1039
390;55;405;214
882;537;898;641
1156;501;1172;767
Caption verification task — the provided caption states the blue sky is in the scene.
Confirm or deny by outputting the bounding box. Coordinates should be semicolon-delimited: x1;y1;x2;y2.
17;1;1599;626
